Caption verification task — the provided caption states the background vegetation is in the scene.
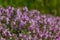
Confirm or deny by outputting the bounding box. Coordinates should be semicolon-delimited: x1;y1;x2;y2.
0;0;59;16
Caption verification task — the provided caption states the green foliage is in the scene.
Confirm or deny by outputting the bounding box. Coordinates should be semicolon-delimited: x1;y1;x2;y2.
0;0;59;16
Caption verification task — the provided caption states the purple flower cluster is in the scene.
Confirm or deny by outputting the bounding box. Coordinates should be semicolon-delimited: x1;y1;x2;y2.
0;6;60;40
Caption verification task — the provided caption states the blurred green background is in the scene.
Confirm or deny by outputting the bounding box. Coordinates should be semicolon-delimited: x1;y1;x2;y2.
0;0;59;16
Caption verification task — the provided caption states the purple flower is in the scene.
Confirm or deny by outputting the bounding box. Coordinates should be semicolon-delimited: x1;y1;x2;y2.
23;6;28;12
33;36;37;40
0;6;60;40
